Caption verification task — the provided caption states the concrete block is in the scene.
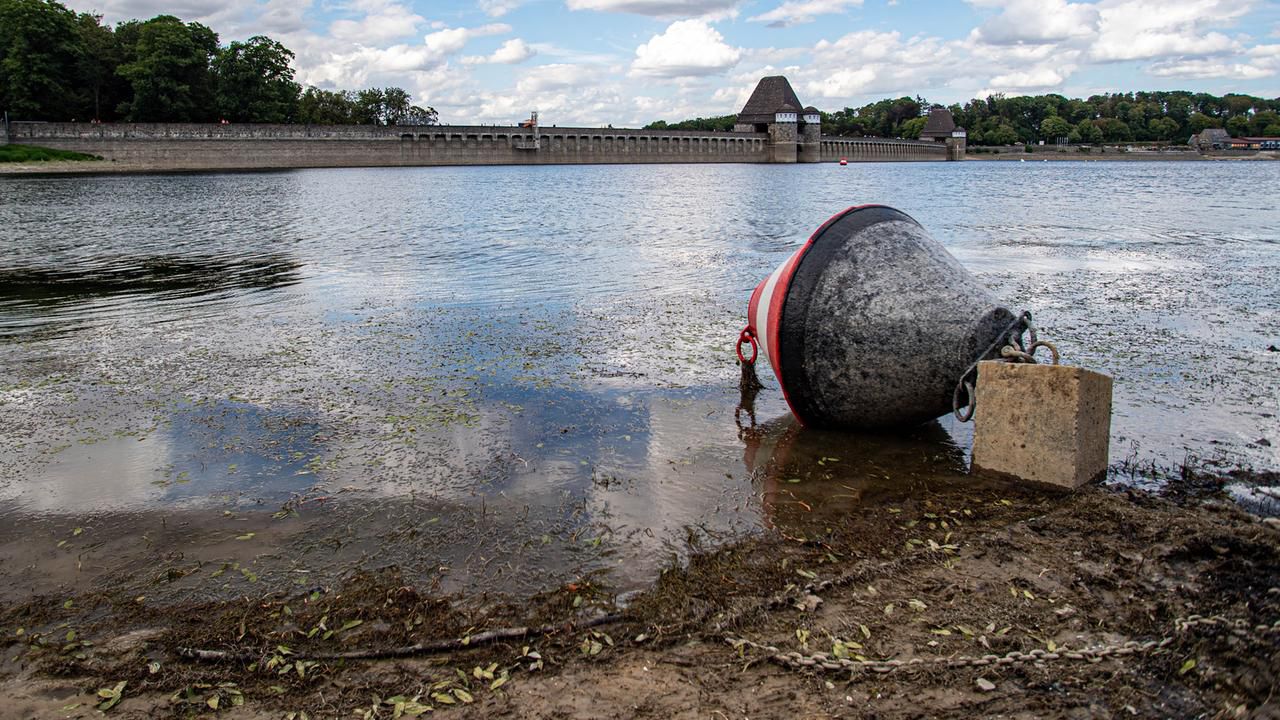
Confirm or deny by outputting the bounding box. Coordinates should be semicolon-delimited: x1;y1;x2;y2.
971;361;1113;489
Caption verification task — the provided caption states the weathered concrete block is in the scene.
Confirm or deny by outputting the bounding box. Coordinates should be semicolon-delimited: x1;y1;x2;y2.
971;361;1113;489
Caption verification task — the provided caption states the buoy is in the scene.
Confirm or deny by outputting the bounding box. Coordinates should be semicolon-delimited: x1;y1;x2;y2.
742;205;1018;429
839;158;848;166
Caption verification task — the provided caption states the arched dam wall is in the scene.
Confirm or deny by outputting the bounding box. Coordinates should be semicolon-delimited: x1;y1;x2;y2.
2;122;954;171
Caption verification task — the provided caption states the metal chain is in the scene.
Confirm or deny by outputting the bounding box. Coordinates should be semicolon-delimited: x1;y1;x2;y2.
952;310;1061;422
726;615;1280;675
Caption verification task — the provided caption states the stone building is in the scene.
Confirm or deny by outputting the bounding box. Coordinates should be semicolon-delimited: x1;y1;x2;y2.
919;107;967;160
733;76;821;163
1190;127;1231;151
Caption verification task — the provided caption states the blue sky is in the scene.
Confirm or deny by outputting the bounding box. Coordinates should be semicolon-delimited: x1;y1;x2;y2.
65;0;1280;126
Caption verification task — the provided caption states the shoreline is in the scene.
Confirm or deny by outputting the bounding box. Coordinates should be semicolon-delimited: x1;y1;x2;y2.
3;153;1273;175
3;474;1276;718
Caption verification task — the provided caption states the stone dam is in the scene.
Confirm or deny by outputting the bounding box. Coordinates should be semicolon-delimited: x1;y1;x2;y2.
0;76;965;172
1;121;956;172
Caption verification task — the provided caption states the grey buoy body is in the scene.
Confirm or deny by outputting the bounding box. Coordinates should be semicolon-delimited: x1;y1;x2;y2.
747;205;1015;429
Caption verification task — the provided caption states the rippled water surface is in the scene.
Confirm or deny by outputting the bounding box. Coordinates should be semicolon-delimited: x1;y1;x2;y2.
1;162;1277;600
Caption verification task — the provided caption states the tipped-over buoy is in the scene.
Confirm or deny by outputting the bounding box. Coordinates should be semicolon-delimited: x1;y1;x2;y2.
742;205;1018;429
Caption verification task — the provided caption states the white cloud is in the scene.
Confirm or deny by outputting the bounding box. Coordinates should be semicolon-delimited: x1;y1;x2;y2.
329;2;424;43
478;0;522;16
1146;59;1271;79
630;20;742;77
988;65;1071;89
1147;43;1280;79
1090;0;1250;62
463;38;536;64
969;0;1100;45
748;0;862;28
798;30;956;98
297;23;509;90
566;0;740;19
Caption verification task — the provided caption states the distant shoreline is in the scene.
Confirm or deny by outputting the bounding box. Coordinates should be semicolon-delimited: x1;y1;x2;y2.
2;150;1275;175
966;150;1277;162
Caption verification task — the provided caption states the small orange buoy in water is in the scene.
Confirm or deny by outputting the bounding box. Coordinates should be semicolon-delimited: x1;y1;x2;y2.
839;158;848;165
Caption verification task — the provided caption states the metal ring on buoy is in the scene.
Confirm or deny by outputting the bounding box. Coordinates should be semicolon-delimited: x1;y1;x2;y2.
736;327;758;365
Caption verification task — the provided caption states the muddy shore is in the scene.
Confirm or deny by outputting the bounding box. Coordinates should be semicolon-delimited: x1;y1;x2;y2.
3;470;1278;719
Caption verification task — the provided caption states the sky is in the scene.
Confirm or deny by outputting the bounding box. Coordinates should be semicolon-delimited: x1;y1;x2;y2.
63;0;1280;127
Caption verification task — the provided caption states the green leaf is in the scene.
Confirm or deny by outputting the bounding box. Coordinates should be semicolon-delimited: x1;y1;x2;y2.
453;688;473;703
1179;658;1196;675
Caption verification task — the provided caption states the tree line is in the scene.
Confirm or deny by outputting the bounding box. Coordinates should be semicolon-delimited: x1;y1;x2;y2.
0;0;437;125
649;91;1280;145
822;91;1280;145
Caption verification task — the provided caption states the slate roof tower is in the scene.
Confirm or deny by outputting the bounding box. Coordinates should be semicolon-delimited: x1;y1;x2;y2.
734;76;821;163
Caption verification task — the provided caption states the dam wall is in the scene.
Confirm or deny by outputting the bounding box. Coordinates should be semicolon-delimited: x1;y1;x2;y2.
3;121;955;170
820;136;950;161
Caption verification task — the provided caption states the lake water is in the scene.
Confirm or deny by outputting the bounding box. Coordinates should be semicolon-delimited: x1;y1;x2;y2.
1;161;1277;600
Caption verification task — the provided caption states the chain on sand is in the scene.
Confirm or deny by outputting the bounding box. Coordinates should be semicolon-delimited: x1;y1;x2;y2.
726;615;1280;675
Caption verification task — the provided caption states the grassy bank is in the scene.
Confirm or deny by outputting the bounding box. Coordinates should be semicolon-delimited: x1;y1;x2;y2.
0;144;102;163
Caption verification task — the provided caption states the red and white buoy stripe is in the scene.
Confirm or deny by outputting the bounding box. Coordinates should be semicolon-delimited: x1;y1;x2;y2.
746;204;888;422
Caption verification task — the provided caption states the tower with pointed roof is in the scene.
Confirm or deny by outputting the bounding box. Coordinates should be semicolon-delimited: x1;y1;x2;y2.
734;76;820;163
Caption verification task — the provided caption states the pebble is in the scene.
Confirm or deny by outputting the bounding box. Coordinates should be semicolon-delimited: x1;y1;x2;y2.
976;678;996;692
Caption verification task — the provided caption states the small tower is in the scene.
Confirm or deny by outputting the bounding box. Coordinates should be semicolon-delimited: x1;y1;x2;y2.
920;107;966;161
735;76;810;163
799;105;821;163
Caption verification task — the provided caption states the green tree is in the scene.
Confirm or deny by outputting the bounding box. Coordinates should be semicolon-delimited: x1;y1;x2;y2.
75;13;124;121
0;0;84;119
1075;119;1103;144
1187;112;1221;134
1040;115;1071;141
1147;117;1179;141
403;105;437;125
1099;117;1133;142
1225;115;1249;137
1264;123;1280;137
986;123;1019;145
1251;111;1279;135
297;87;356;124
116;15;218;121
212;35;299;123
354;87;384;124
900;115;926;139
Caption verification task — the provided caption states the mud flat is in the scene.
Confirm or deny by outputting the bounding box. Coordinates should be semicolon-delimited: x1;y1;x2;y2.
2;471;1277;718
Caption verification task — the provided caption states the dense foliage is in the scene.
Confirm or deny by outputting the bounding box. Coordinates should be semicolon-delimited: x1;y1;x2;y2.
0;0;437;124
643;115;737;131
653;91;1280;145
822;92;1280;144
